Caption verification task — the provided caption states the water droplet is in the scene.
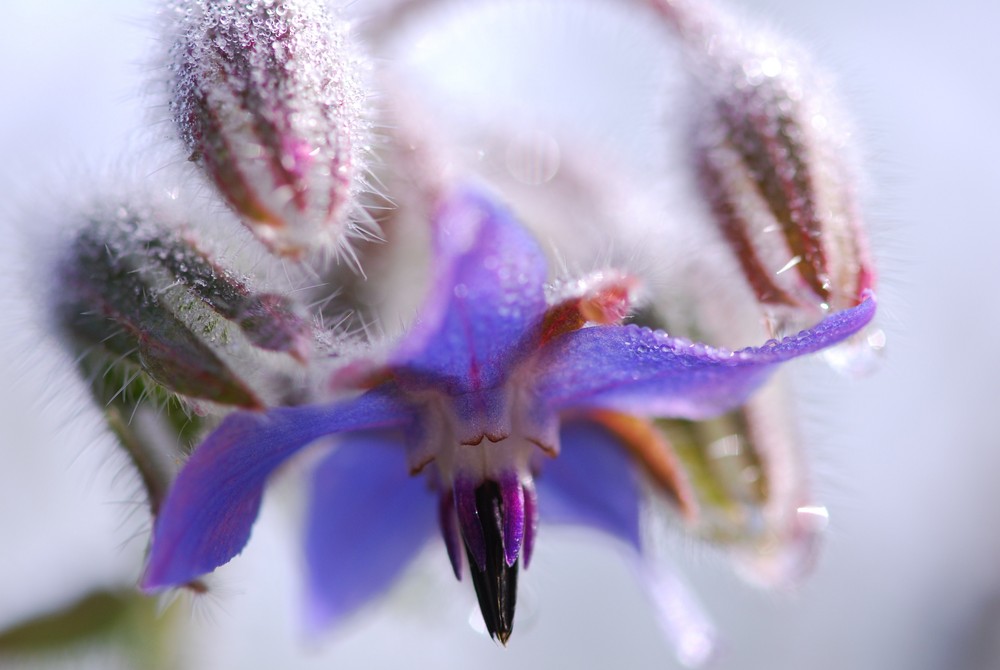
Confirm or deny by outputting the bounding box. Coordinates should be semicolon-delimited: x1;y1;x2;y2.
796;504;830;532
822;326;885;377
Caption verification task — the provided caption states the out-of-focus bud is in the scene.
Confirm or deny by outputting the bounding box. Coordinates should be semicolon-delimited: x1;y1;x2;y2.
163;0;369;257
586;374;817;588
61;227;261;410
658;381;821;588
55;199;313;410
631;270;825;587
137;229;312;361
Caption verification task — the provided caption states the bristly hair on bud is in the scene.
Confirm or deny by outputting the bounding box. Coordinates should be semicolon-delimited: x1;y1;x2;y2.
649;0;876;330
50;190;319;414
160;0;373;259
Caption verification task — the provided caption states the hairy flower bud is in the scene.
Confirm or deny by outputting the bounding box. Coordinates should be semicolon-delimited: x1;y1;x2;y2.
695;51;874;315
54;198;313;409
653;0;875;326
163;0;369;256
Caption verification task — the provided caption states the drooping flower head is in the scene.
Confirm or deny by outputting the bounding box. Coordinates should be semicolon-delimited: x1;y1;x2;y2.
141;184;875;644
23;0;882;662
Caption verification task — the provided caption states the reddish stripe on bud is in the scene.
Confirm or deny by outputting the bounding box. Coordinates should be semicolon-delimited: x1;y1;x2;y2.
657;0;877;319
164;0;369;256
61;220;262;409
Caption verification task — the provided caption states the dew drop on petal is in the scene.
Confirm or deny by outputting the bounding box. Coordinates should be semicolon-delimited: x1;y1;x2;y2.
821;326;886;377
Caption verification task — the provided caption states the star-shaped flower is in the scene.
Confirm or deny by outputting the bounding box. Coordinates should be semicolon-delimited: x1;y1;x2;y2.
141;184;874;645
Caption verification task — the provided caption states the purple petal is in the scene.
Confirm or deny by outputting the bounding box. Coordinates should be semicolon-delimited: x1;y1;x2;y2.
305;432;435;632
534;294;875;419
536;420;642;548
391;186;549;393
438;490;464;580
540;422;717;666
637;560;717;668
142;388;412;589
499;473;525;567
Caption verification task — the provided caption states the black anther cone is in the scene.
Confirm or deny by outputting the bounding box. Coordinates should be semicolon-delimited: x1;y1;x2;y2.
466;480;519;645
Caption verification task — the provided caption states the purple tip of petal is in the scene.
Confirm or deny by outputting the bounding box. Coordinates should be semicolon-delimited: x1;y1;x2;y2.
635;559;717;668
533;293;877;420
438;491;464;580
748;291;877;360
454;477;487;572
142;390;411;590
522;479;538;568
141;481;263;591
499;473;525;567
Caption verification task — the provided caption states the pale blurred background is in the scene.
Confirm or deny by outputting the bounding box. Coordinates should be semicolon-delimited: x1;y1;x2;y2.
0;0;997;669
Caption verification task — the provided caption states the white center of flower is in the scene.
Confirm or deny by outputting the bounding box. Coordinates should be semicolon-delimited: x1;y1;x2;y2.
407;378;553;488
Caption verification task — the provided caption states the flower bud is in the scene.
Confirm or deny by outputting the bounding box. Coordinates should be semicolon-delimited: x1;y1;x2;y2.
660;1;876;325
631;269;827;587
163;0;369;256
60;225;260;409
55;198;313;409
658;381;818;587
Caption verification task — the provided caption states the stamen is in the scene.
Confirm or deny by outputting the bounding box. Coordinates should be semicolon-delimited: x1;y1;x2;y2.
438;491;463;580
464;480;518;645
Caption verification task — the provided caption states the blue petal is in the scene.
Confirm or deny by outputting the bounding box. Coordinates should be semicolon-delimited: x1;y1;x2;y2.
533;295;875;419
304;432;435;632
391;186;549;394
142;388;412;589
536;420;642;548
539;421;718;665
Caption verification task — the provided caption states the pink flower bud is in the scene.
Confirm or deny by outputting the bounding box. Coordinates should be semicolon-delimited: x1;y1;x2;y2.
163;0;369;257
656;1;876;323
639;0;886;379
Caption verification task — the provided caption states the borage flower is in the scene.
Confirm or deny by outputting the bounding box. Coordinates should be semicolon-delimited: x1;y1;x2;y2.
142;184;874;646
